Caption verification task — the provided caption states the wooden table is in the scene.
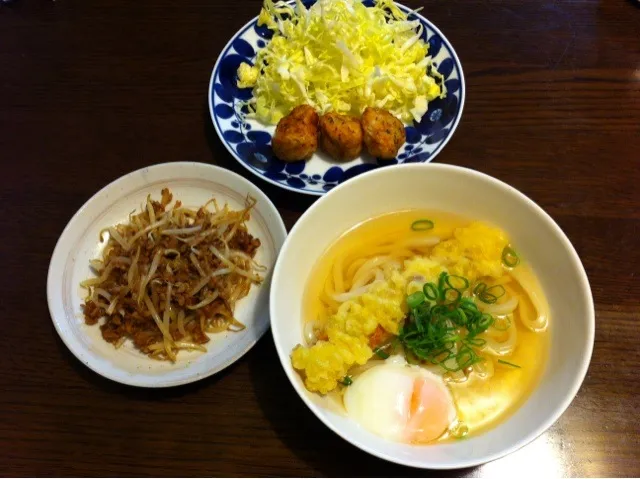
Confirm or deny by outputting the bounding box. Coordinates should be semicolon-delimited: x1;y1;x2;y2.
2;0;639;476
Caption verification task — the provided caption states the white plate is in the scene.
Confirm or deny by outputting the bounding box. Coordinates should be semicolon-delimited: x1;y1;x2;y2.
47;162;287;387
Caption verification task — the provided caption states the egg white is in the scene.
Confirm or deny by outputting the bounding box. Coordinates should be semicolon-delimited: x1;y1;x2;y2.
344;356;456;443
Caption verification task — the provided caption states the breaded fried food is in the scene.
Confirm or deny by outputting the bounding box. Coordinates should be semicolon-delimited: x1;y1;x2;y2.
361;107;406;159
318;113;363;161
271;105;319;162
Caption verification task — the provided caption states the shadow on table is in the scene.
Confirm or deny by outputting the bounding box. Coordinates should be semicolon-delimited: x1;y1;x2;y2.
247;338;478;477
202;105;316;226
53;330;238;400
203;103;477;476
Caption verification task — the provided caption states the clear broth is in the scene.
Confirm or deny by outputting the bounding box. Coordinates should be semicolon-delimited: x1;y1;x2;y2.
302;210;550;441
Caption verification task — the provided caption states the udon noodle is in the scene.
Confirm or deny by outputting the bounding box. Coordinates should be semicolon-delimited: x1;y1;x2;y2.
292;210;550;442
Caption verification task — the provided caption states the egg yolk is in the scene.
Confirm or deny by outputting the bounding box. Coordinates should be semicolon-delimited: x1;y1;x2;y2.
405;377;453;443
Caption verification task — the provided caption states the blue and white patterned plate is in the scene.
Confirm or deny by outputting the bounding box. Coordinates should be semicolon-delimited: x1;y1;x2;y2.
208;0;465;196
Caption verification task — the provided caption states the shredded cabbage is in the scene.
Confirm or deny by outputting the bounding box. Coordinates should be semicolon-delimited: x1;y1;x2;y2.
237;0;446;125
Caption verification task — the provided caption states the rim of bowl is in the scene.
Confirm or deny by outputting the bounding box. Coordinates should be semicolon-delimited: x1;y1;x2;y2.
207;2;466;196
269;163;595;469
47;161;287;388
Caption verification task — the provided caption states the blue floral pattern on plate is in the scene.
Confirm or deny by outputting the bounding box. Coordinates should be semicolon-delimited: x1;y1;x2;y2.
208;0;465;196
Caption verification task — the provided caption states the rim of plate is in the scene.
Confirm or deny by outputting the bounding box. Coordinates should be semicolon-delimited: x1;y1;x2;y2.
47;162;287;387
208;1;466;196
269;163;594;469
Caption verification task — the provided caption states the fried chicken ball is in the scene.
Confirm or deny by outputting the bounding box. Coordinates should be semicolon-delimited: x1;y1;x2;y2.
318;112;363;162
361;107;406;159
271;105;319;162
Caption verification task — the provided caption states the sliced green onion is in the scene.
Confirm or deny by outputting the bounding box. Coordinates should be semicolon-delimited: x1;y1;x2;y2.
423;283;438;301
498;359;521;369
446;275;470;291
456;345;480;369
414;307;427;333
443;287;461;304
487;284;506;298
407;291;425;309
478;292;498;304
390;337;402;355
464;337;486;347
340;376;353;386
449;308;468;327
478;313;494;331
473;283;506;304
502;246;520;268
400;272;509;373
373;347;390;359
411;219;434;231
437;271;447;296
473;282;487;296
405;350;421;365
459;298;479;312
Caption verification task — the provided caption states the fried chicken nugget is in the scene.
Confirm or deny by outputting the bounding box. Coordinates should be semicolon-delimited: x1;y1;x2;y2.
271;105;319;162
361;107;406;159
318;113;363;162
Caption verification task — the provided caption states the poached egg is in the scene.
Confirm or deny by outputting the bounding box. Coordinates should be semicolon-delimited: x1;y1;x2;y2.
344;356;456;444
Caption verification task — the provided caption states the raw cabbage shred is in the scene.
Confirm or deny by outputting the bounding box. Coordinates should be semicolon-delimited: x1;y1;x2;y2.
236;0;446;125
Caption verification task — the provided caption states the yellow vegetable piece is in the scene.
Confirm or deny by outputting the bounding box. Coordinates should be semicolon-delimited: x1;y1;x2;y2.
237;62;259;89
432;222;509;281
403;256;447;285
291;271;407;394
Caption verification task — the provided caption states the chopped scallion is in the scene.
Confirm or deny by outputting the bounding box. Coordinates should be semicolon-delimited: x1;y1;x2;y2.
406;291;425;309
473;282;506;304
502;246;520;268
473;282;486;295
443;287;462;304
373;347;390;359
340;376;353;386
411;219;434;231
399;272;497;372
498;359;521;369
445;274;470;291
423;283;438;301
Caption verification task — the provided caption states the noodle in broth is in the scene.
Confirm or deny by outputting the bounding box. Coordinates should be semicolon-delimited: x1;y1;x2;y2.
294;210;550;442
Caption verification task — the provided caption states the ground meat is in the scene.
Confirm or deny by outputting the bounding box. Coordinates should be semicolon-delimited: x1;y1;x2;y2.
81;189;263;361
229;229;261;257
82;300;102;325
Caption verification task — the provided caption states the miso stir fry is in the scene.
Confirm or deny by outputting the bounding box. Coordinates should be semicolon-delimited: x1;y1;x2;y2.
81;189;265;361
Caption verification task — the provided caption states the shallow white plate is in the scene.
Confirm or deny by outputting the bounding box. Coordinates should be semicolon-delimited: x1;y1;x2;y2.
47;162;287;387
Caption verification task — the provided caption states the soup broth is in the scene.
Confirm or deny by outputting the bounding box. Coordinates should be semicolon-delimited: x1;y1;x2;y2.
294;210;550;443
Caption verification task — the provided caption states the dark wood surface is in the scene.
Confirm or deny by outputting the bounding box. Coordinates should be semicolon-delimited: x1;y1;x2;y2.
1;0;639;476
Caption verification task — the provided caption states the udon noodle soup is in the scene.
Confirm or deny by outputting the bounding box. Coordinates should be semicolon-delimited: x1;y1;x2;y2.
291;211;549;444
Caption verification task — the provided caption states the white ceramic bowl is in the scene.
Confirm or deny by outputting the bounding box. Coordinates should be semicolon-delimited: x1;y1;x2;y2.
269;163;594;469
48;162;287;387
